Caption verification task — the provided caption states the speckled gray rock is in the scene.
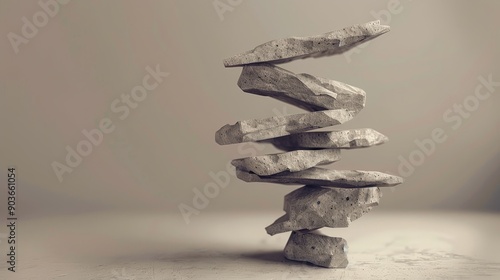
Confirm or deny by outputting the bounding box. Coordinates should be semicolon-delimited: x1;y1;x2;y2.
223;20;390;67
215;109;354;145
237;64;365;112
266;186;381;235
284;230;348;268
300;74;367;113
232;149;341;176
269;128;388;150
236;167;403;188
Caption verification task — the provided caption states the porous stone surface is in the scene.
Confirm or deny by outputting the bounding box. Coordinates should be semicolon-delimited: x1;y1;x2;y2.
269;128;388;150
215;109;354;145
300;74;367;113
236;167;403;188
237;63;365;112
231;149;341;176
266;186;381;235
284;230;348;268
223;20;390;67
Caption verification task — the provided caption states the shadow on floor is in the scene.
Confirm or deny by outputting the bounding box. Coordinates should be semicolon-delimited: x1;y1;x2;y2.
102;249;313;267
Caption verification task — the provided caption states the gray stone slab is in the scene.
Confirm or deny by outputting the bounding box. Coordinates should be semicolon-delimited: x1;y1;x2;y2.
224;20;390;67
232;149;341;176
237;63;365;112
236;167;403;188
299;73;367;113
266;186;381;235
215;109;354;145
269;128;388;149
284;230;348;268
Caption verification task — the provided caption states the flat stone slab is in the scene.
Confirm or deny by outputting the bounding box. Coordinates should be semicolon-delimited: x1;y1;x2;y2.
266;186;381;235
236;167;403;188
231;149;341;176
284;230;348;268
237;63;365;112
223;20;390;67
269;128;388;150
215;109;354;145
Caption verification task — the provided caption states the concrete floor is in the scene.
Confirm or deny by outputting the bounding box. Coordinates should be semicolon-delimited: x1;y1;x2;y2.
1;211;499;279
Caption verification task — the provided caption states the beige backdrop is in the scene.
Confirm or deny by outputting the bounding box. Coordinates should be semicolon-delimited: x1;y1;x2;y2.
0;0;499;223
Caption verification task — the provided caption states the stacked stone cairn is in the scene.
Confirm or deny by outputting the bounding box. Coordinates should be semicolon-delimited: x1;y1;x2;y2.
215;20;403;268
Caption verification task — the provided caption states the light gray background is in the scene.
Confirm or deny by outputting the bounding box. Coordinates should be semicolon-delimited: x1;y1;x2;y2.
0;0;499;222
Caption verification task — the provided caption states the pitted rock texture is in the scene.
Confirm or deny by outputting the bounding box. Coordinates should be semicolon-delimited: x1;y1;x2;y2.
232;149;341;176
236;167;403;188
215;109;354;145
269;128;388;150
266;185;381;235
238;63;365;112
223;20;390;67
284;230;348;268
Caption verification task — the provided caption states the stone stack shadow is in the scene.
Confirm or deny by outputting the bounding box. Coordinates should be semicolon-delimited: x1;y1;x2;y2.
215;20;403;268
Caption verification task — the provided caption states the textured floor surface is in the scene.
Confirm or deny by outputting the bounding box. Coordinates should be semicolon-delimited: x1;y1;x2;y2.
1;211;499;279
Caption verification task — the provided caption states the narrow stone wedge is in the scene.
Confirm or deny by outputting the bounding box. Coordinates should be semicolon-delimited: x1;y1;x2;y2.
269;128;388;150
224;20;390;67
284;231;348;268
266;186;381;235
238;64;365;112
232;149;341;176
236;167;403;188
215;109;354;145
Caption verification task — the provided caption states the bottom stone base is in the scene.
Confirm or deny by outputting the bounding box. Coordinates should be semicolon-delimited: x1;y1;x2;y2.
284;230;348;268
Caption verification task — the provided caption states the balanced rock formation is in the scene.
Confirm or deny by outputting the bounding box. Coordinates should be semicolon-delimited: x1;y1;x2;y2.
216;20;402;268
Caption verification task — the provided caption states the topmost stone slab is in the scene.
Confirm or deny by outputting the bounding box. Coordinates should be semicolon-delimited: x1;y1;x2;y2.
223;20;390;67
